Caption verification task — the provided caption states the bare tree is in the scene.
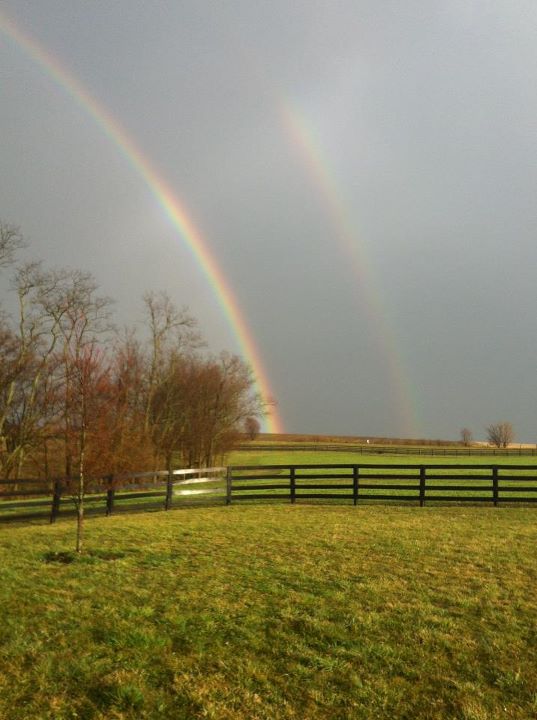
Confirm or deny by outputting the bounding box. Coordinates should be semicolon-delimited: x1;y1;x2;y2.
460;428;473;446
486;422;514;448
149;350;187;474
45;270;114;552
142;291;197;435
244;416;261;441
189;353;265;466
149;351;265;469
0;263;68;480
0;221;25;269
0;321;32;478
97;333;153;475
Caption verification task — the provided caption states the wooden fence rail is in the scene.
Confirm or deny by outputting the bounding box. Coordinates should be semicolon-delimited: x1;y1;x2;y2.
227;463;537;505
0;467;226;523
2;463;537;523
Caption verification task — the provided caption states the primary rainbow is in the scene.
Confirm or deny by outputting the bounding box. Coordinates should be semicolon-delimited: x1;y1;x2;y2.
281;100;419;437
0;10;283;433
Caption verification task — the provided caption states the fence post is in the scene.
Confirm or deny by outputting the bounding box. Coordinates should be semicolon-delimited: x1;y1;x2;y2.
290;467;296;504
106;474;115;516
226;466;232;505
165;468;173;510
492;466;499;507
419;466;426;507
50;479;62;524
353;466;359;506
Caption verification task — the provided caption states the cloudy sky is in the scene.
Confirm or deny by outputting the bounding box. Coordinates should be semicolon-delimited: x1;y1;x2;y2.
1;1;537;441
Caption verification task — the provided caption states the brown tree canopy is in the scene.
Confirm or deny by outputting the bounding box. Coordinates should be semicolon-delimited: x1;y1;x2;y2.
149;351;264;468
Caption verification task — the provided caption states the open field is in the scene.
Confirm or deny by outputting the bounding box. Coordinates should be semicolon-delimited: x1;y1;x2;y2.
228;448;537;467
1;505;536;719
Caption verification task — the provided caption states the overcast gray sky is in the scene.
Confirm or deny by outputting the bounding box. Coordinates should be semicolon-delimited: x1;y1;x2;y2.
2;1;537;440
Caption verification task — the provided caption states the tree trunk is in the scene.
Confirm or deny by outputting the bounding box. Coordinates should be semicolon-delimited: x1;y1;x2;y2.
76;417;86;554
75;490;84;553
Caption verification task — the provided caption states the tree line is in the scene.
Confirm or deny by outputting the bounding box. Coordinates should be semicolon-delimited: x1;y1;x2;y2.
0;221;266;484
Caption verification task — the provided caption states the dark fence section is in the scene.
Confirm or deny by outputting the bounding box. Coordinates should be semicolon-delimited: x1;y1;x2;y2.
227;463;537;505
0;468;225;523
3;463;537;523
238;444;537;456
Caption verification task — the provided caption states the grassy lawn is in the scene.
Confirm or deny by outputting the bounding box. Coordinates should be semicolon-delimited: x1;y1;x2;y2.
1;505;536;719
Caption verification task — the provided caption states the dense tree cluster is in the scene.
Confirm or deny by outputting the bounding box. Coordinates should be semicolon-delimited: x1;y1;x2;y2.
0;222;266;483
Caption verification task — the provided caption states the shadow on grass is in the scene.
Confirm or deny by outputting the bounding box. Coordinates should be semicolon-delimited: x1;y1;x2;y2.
42;549;126;564
42;550;76;564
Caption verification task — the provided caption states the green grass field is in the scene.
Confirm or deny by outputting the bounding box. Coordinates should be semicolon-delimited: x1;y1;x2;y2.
228;448;537;468
1;504;536;719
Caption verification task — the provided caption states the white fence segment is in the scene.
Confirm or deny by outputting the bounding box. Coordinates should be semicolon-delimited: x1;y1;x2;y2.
173;467;225;476
173;488;224;496
172;467;226;498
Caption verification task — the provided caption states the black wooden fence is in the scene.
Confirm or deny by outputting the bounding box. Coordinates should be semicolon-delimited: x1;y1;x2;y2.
225;463;537;505
0;468;225;523
2;463;537;523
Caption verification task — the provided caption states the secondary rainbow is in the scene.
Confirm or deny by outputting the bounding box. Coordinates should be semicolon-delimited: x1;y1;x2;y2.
0;11;283;433
281;100;419;437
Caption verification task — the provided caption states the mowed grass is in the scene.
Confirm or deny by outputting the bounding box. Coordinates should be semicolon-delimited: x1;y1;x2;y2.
1;505;537;719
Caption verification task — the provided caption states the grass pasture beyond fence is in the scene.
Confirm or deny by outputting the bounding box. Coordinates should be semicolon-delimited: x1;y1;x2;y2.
228;447;537;468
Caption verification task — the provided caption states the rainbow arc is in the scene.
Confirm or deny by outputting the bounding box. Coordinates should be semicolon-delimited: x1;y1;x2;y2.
0;10;283;433
281;101;419;437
